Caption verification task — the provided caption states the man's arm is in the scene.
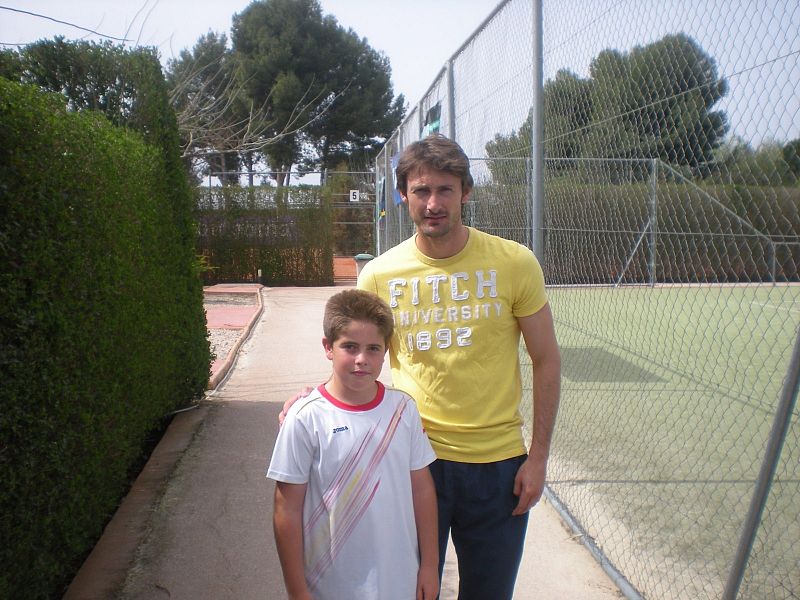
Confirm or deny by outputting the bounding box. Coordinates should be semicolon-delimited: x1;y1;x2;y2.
273;482;313;600
513;302;561;515
410;467;439;600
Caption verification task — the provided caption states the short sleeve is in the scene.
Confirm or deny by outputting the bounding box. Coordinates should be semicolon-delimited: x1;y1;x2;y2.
513;244;548;318
356;261;378;294
405;397;437;470
266;411;314;484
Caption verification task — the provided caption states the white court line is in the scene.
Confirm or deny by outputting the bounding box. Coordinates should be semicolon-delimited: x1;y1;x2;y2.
751;300;800;314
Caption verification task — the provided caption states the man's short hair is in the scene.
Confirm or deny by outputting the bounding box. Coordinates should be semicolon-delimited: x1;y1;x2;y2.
323;289;394;344
395;133;474;195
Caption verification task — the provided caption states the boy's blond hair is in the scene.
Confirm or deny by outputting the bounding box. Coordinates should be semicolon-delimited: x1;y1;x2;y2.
323;289;394;343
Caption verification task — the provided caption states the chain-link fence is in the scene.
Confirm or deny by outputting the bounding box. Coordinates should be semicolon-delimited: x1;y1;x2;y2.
325;171;377;257
202;169;376;257
375;1;799;598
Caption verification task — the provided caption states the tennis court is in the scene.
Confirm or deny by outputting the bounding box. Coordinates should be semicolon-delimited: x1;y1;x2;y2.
519;283;799;599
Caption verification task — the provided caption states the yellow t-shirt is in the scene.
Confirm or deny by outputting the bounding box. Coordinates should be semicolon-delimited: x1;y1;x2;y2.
358;227;547;462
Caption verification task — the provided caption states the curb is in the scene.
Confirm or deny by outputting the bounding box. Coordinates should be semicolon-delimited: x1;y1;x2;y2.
207;287;264;390
63;286;264;599
63;404;209;599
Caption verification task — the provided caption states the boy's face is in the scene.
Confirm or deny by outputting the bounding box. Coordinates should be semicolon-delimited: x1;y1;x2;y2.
323;320;386;402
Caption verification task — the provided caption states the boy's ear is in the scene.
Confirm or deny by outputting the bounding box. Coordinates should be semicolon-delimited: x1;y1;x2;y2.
322;337;333;359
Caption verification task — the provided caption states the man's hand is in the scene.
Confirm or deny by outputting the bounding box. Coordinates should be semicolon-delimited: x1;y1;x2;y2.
512;454;547;515
279;386;313;425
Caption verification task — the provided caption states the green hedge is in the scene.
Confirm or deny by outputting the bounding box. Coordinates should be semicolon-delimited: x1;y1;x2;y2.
0;76;209;598
473;179;799;284
196;185;334;285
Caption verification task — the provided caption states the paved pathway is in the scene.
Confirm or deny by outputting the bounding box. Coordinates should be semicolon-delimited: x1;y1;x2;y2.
67;286;623;599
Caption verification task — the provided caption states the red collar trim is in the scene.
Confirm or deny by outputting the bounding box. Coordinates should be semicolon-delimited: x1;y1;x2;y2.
318;381;385;411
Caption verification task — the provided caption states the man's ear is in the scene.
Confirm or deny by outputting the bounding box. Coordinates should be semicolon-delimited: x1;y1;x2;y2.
461;186;472;204
322;337;333;359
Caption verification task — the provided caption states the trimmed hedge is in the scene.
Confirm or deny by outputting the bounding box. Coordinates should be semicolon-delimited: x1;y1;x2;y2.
472;179;799;284
0;75;209;598
196;185;334;285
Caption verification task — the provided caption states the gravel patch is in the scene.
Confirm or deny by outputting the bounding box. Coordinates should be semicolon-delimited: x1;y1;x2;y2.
208;326;244;361
205;291;259;362
203;293;258;305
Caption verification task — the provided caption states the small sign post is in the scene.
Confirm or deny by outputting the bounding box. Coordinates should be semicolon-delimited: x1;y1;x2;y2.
349;189;360;202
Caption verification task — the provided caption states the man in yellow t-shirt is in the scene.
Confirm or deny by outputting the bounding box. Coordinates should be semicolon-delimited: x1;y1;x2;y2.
358;134;561;599
282;134;560;599
358;226;548;464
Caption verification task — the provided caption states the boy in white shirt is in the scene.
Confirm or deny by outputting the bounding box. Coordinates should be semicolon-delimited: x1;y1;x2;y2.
267;289;439;600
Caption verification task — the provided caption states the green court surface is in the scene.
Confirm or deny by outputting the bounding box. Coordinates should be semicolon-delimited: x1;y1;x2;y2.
520;283;799;599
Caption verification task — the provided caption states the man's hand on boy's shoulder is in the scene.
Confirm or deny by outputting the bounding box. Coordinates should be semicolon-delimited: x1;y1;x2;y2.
279;386;314;425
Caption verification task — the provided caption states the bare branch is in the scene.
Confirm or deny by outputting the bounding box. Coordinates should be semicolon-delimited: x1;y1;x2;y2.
169;52;352;160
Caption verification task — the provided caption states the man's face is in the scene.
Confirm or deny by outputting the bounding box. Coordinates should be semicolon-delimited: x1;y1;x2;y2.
401;167;470;240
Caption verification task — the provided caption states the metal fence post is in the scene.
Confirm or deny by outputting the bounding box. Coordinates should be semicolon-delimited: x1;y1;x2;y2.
722;327;800;600
530;0;544;260
447;58;456;141
649;158;658;286
768;241;776;284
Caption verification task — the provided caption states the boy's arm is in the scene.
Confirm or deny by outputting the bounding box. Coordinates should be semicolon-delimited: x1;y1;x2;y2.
410;467;439;600
273;481;313;600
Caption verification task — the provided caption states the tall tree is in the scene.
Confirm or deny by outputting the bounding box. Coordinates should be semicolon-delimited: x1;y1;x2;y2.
585;33;728;167
167;31;245;185
486;34;728;181
232;0;335;184
544;69;594;166
782;138;800;180
231;0;403;184
485;69;593;182
301;27;405;172
14;37;138;127
0;48;22;80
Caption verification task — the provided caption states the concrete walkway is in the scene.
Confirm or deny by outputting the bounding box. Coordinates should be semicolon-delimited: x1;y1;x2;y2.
66;286;623;599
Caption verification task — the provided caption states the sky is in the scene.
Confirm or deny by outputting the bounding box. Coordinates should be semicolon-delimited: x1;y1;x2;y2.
0;0;496;107
2;0;795;150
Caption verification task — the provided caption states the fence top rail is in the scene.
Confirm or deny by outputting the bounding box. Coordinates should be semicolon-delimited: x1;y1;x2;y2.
207;170;375;176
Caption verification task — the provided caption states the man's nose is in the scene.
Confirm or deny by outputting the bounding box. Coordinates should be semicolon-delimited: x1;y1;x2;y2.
426;192;444;212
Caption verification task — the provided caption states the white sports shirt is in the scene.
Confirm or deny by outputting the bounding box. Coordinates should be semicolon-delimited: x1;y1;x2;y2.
267;382;436;599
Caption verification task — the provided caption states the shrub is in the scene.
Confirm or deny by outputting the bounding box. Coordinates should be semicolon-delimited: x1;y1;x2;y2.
0;74;209;597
